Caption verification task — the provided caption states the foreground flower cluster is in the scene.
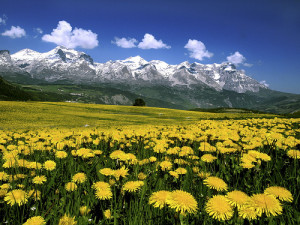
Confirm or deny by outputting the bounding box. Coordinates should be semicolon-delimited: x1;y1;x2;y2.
0;118;299;224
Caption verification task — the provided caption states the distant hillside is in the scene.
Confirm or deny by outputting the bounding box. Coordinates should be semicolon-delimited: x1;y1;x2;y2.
190;107;267;114
0;76;33;101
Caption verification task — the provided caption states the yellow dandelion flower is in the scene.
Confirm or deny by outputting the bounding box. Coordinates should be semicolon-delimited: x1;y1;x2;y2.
198;171;211;179
58;214;77;225
149;190;170;209
287;150;300;159
201;154;217;163
205;195;233;221
95;188;113;200
32;175;47;185
169;171;179;179
23;216;46;225
0;189;8;198
113;166;129;180
192;167;200;173
166;190;198;214
55;151;68;159
175;167;187;175
65;182;78;192
110;150;127;160
0;171;9;181
238;204;258;220
93;150;103;155
226;190;250;209
76;148;95;159
257;152;271;161
122;181;144;193
99;168;114;176
104;209;113;219
79;206;91;216
109;179;116;186
159;161;173;171
28;189;41;201
138;172;147;180
92;181;110;191
264;186;293;202
4;189;28;206
250;193;282;217
72;173;87;184
0;183;10;190
203;176;228;191
43;160;56;171
149;156;157;162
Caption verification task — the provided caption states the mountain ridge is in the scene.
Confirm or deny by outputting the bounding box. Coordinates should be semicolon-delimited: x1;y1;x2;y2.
1;46;267;93
0;46;299;114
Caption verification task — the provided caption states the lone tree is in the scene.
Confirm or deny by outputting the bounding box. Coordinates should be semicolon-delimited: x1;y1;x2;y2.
133;98;146;106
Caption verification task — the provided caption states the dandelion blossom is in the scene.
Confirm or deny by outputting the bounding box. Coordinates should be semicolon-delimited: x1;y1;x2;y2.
95;189;113;200
149;190;170;209
203;176;228;191
287;150;300;159
23;216;46;225
58;214;77;225
159;161;173;171
4;189;28;206
79;206;91;216
166;190;198;214
169;171;179;179
138;172;147;180
238;204;258;220
104;209;113;219
92;181;110;191
55;151;68;159
264;186;293;202
201;154;217;163
43;160;56;171
65;182;77;192
72;173;87;184
205;195;233;221
226;190;250;209
99;168;114;176
113;166;129;180
32;175;47;185
250;193;282;217
0;171;9;181
175;167;187;175
122;181;144;193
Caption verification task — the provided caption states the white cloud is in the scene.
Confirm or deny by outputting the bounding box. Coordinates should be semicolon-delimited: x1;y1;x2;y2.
260;80;269;87
226;51;246;65
112;37;137;48
35;28;43;34
0;15;7;25
138;33;170;49
2;26;26;38
42;21;98;49
184;39;213;61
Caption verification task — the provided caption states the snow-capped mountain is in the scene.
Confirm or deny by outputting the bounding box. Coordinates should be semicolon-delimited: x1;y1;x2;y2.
1;46;267;93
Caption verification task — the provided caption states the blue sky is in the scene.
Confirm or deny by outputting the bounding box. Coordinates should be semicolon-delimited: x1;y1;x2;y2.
0;0;299;94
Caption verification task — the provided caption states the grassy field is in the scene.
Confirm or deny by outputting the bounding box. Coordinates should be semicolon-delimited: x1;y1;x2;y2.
0;101;276;130
0;101;299;225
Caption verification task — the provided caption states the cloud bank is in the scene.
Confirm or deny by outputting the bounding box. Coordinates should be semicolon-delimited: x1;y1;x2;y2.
184;39;213;61
112;37;137;48
42;21;98;49
1;26;26;38
138;33;171;49
226;51;246;65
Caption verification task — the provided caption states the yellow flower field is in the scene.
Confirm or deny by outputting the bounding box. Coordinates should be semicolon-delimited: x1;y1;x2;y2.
0;101;299;224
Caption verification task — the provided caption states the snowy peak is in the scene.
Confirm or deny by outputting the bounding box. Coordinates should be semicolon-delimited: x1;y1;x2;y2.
0;47;268;93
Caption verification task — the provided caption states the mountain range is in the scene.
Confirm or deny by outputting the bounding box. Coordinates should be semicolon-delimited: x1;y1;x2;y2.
0;46;299;114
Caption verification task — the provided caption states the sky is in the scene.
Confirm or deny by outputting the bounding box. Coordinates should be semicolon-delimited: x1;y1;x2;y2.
0;0;299;94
